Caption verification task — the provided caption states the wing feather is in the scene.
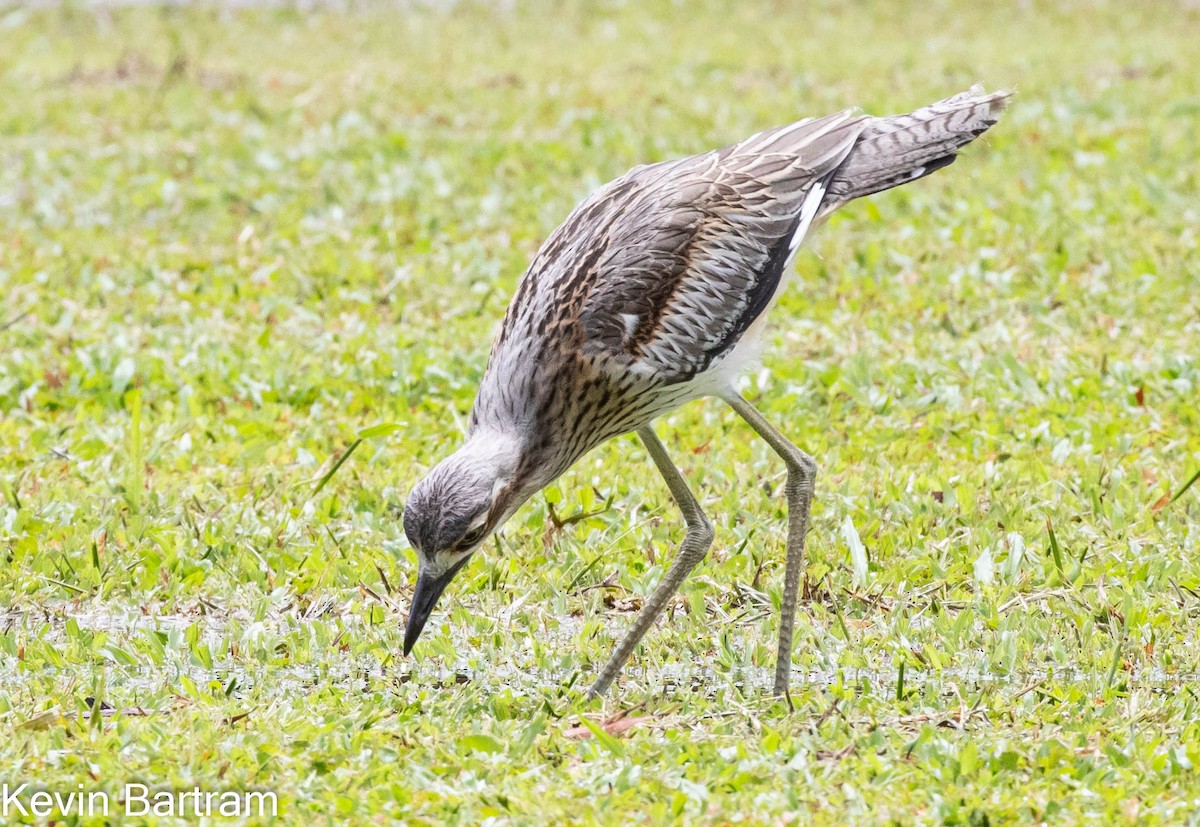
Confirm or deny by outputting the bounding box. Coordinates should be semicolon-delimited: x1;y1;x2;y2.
473;89;1008;453
573;110;868;382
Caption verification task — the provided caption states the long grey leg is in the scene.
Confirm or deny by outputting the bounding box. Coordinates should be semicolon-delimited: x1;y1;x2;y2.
722;392;817;697
588;425;714;698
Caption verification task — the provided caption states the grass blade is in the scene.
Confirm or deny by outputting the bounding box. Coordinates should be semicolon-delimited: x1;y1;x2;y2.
311;438;363;499
1169;468;1200;506
126;388;143;514
309;424;403;499
1046;517;1064;579
841;514;869;587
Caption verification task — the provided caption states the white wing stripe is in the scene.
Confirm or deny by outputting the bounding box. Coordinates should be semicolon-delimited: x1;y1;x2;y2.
787;180;828;256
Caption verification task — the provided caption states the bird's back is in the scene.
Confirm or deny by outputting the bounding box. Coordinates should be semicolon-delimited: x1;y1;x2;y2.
470;87;1010;479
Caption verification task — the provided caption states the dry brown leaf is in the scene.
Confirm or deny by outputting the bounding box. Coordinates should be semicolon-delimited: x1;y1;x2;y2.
563;715;651;740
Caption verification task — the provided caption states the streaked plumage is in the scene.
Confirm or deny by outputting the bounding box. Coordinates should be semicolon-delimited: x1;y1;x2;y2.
402;86;1011;697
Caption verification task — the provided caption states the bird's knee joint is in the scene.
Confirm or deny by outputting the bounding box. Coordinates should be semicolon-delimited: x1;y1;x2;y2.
689;516;715;550
788;452;817;479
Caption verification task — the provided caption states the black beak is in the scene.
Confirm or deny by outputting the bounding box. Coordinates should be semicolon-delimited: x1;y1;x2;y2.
403;557;469;656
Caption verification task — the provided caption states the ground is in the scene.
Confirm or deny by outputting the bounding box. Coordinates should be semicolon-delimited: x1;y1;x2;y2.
2;0;1200;824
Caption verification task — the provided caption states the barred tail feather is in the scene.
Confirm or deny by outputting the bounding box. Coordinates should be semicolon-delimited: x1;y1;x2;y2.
824;85;1012;211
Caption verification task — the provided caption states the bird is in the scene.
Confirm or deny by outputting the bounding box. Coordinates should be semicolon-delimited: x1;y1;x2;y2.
401;85;1010;698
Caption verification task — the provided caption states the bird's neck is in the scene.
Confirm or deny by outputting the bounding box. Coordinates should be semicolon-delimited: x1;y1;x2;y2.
459;428;522;478
461;423;576;526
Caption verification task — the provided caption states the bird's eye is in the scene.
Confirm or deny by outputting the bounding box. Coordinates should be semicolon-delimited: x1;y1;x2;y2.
457;524;488;551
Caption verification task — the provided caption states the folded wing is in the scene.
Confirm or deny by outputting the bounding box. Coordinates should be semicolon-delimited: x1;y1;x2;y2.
575;109;868;383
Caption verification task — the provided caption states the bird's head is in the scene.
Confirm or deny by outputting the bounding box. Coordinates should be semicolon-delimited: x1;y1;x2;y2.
401;431;522;655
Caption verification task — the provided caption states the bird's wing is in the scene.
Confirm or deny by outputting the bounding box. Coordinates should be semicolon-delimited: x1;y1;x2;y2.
554;109;869;384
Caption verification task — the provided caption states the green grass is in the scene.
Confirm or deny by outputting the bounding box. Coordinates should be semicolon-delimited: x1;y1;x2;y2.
2;0;1200;823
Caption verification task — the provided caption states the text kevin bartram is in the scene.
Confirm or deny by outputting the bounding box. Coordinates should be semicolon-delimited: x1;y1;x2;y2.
1;782;278;819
